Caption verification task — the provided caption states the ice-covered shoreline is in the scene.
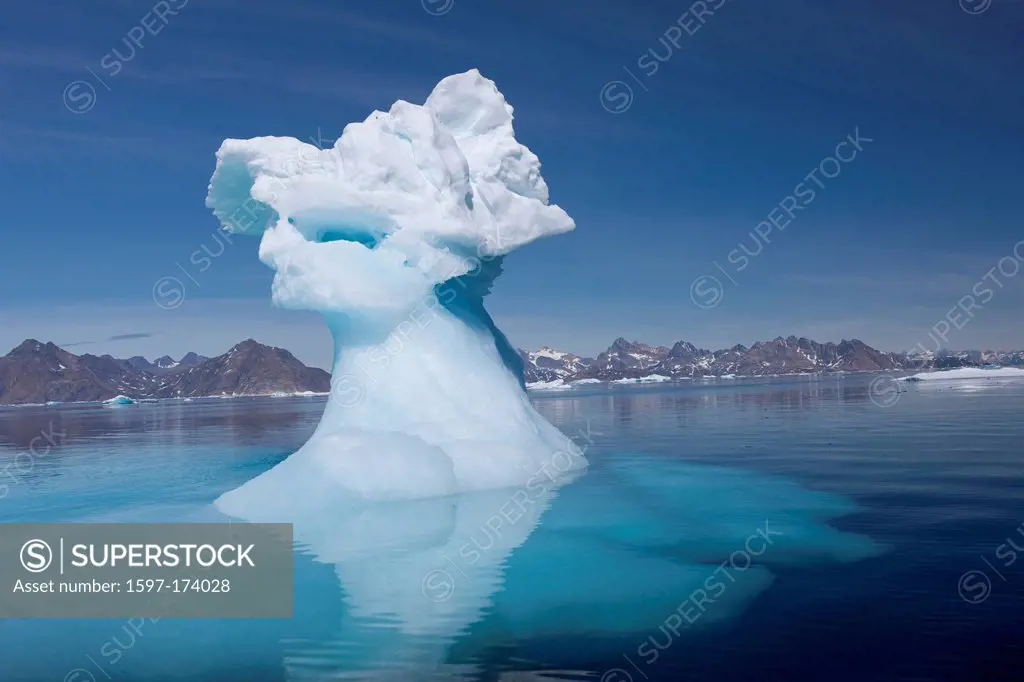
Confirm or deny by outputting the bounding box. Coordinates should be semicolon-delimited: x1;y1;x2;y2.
900;367;1024;382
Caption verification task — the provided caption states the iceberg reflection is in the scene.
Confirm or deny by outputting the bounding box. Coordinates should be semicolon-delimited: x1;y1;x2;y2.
252;455;879;680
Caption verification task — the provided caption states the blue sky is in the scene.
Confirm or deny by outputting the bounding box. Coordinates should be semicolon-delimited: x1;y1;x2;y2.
1;0;1022;369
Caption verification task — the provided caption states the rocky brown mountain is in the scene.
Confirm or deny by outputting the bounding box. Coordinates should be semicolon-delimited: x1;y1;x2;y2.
127;353;208;374
0;341;125;404
515;347;593;382
520;336;919;383
152;340;329;398
0;339;329;405
575;338;671;380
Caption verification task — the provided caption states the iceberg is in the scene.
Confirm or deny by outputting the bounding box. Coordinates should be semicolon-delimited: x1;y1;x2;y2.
198;74;878;676
206;70;585;511
611;374;672;384
525;379;572;391
102;395;137;406
901;367;1024;382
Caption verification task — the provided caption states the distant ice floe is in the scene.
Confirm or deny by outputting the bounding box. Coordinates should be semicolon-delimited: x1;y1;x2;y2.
901;367;1024;382
524;379;572;391
611;374;672;384
527;375;688;390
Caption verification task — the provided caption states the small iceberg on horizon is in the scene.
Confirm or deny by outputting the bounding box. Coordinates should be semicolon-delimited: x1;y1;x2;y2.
901;367;1024;382
525;379;572;391
611;374;672;384
102;395;138;406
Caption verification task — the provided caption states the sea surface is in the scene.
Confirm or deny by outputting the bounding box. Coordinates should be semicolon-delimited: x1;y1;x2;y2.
1;373;1022;681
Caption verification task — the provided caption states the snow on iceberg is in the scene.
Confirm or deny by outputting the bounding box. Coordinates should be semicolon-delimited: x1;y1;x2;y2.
206;70;585;512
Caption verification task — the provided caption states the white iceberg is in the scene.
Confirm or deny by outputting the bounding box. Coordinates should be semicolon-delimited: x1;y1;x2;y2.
268;390;330;398
900;367;1024;382
102;395;137;406
206;70;586;512
525;379;572;391
611;374;672;384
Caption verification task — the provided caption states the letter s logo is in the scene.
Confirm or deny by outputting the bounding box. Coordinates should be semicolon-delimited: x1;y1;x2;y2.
20;539;53;573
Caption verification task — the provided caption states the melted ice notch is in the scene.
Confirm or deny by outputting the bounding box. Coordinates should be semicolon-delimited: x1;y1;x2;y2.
206;70;584;511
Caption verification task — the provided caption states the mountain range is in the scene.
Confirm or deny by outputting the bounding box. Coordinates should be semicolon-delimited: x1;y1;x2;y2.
3;336;1021;405
0;339;330;405
517;337;1024;384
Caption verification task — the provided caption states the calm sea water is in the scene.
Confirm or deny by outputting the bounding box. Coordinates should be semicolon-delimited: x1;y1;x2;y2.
1;373;1022;681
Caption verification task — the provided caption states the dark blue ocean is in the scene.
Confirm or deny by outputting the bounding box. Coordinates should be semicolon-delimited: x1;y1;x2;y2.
1;373;1022;681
